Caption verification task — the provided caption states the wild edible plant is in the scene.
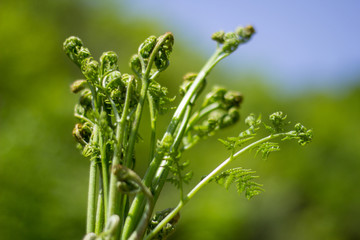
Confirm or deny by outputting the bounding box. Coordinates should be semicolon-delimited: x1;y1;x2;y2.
63;25;312;240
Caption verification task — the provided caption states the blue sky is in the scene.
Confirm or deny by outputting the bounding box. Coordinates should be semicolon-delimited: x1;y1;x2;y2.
120;1;360;91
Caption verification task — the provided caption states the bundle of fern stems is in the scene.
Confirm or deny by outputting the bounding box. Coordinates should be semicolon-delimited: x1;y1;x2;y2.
63;25;312;240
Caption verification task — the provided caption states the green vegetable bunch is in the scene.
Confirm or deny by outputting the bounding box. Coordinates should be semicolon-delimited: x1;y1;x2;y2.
63;25;312;240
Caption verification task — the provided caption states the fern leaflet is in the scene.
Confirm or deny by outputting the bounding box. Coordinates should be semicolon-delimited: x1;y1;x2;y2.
212;167;264;200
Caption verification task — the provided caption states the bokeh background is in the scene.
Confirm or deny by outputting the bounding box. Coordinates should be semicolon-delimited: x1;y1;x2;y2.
1;0;360;239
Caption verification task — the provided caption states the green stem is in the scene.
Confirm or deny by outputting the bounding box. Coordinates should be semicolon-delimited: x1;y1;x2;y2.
128;194;153;240
118;194;127;237
153;104;193;202
185;102;221;134
172;106;193;200
86;160;98;234
145;133;283;239
107;77;134;221
99;129;109;222
147;93;157;162
95;189;104;235
126;170;154;240
124;78;149;167
74;113;95;126
88;84;99;111
86;124;101;233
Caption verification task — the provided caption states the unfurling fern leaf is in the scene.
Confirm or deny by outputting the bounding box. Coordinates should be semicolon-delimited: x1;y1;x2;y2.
148;81;176;115
212;167;264;200
255;142;280;160
166;156;193;189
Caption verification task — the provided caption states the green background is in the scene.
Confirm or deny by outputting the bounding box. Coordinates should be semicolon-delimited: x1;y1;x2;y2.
1;1;359;239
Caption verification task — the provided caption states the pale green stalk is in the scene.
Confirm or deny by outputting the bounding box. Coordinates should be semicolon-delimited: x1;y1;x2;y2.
127;175;154;240
86;160;98;233
95;189;104;235
124;78;149;167
147;94;157;162
153;104;192;201
74;113;95;126
98;129;109;221
86;123;101;233
185;102;221;133
107;77;134;221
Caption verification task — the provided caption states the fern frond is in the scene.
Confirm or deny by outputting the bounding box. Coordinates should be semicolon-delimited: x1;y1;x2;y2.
212;168;264;200
255;142;280;160
281;123;313;146
148;81;176;115
218;136;254;150
166;176;181;189
165;154;193;189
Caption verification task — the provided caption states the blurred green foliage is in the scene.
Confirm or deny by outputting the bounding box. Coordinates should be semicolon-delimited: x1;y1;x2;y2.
0;0;359;240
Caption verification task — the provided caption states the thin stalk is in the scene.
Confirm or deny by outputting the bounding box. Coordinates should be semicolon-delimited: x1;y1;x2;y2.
107;78;134;220
172;96;197;151
86;160;98;233
95;189;104;235
99;130;109;222
86;124;100;233
95;164;105;234
124;78;149;167
147;93;157;162
88;83;99;111
128;194;153;240
74;113;95;126
118;194;127;237
172;106;193;200
185;102;221;134
153;104;193;202
126;171;154;240
145;133;284;239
